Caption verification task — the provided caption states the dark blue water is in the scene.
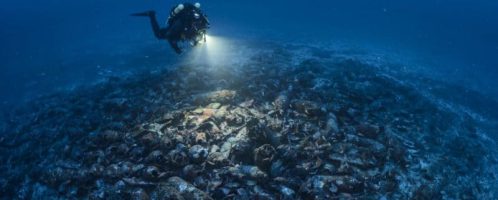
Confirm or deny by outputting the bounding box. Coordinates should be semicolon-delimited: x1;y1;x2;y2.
1;1;498;198
1;0;498;109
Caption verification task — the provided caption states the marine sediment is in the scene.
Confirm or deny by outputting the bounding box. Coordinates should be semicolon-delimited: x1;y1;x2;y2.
0;44;497;199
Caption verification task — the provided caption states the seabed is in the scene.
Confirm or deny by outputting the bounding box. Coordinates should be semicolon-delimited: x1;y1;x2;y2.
0;41;497;199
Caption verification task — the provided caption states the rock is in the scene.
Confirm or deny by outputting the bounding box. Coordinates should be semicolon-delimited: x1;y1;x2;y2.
214;106;228;119
254;144;276;170
239;99;254;108
154;177;212;200
104;162;132;179
235;188;250;199
117;143;130;155
333;176;364;193
194;90;237;104
30;183;59;200
273;92;289;115
300;175;337;199
356;124;381;139
195;132;207;144
122;177;154;187
140;132;160;148
212;187;231;199
278;185;296;200
83;149;105;164
130;188;150;200
89;189;106;200
208;103;222;109
104;164;121;179
276;145;298;161
113;179;127;192
145;150;166;164
189;145;208;163
323;113;339;133
206;152;228;167
192;108;204;115
142;166;161;180
253;185;275;200
246;118;268;143
89;164;105;176
99;130;121;143
228;165;268;180
270;160;285;177
294;72;316;88
131;164;145;175
221;127;252;162
128;146;146;161
182;164;203;180
159;136;174;151
292;100;325;117
167;146;189;168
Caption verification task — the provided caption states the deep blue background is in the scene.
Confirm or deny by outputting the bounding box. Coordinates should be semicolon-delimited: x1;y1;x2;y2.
1;0;498;111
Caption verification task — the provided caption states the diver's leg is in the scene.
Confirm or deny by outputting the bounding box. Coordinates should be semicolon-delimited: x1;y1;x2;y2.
164;21;184;54
147;12;164;39
130;10;154;17
131;10;165;39
168;40;182;54
165;20;183;38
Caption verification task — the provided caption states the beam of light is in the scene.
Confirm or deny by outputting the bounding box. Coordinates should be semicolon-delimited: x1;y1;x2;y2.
184;34;232;68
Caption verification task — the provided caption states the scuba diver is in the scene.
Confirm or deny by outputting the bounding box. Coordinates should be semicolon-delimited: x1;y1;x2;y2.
132;2;209;54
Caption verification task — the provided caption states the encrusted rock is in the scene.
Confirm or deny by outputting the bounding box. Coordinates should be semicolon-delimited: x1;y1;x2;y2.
273;92;289;115
194;90;237;104
128;146;146;161
189;145;208;163
167;145;189;167
228;165;268;180
142;166;161;180
246;118;267;143
208;103;222;109
300;175;338;199
145;150;166;164
206;152;228;167
292;100;325;117
159;136;174;151
356;124;381;139
91;130;121;145
333;176;364;193
278;185;296;200
254;144;276;170
130;188;150;200
195;132;207;144
323;113;339;134
104;162;132;178
153;176;213;200
140;132;160;147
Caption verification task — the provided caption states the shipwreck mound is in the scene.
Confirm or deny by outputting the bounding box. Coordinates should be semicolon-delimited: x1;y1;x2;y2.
0;44;497;199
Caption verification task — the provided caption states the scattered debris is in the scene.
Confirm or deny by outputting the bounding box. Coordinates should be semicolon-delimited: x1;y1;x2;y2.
0;44;496;199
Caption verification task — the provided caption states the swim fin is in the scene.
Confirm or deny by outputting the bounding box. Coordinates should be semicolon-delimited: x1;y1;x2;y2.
131;10;155;17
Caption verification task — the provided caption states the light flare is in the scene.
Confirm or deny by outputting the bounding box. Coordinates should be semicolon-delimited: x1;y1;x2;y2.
186;34;231;67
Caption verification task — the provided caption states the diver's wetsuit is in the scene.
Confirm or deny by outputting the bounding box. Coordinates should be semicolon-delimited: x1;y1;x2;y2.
134;3;209;54
138;11;182;54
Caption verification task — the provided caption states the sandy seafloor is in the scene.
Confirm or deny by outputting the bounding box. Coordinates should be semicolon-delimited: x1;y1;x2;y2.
0;38;497;199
